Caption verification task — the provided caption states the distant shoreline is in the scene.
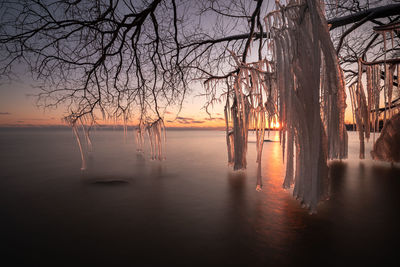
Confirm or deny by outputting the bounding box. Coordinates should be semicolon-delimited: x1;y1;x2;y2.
0;125;226;131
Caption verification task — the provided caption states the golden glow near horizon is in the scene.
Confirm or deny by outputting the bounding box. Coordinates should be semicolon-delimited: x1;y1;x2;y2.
270;121;280;129
0;77;356;127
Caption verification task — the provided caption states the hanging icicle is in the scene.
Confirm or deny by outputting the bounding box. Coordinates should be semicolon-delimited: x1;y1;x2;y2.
136;122;145;153
264;0;347;213
145;118;166;161
355;54;400;162
205;0;349;213
64;113;95;171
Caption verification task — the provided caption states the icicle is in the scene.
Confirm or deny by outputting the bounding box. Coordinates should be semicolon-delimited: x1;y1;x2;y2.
72;124;86;171
366;66;373;140
384;63;389;124
136;123;145;153
398;64;400;106
256;161;263;191
144;119;165;161
374;64;380;133
79;117;93;152
388;64;395;118
264;0;337;213
283;126;294;189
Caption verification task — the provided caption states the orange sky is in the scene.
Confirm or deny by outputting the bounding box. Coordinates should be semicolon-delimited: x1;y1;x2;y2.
0;78;227;127
0;76;354;128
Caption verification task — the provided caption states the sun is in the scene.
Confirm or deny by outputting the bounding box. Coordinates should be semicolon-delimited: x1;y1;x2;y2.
270;121;280;129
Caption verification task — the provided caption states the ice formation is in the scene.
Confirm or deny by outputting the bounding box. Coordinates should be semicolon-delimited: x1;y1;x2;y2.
216;55;276;180
135;118;166;160
266;0;348;213
136;123;145;153
64;114;94;171
207;0;349;213
352;21;400;161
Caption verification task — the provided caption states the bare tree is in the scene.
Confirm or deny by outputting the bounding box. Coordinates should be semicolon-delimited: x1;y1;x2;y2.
325;0;400;82
0;0;272;125
1;0;399;123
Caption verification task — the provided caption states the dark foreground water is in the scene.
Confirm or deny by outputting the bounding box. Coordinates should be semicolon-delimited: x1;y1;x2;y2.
0;128;399;266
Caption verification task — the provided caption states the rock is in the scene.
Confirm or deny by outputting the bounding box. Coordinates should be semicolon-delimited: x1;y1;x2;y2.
371;113;400;162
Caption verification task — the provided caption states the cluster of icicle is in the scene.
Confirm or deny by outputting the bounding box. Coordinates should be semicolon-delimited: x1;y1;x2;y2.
351;22;400;160
264;0;348;213
64;114;94;171
65;111;166;170
208;0;348;213
136;118;166;160
217;53;278;191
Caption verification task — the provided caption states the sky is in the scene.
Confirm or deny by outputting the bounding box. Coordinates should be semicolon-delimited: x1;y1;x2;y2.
0;73;228;127
0;74;355;128
0;0;356;128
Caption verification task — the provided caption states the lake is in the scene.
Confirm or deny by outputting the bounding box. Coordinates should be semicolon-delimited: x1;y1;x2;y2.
0;128;399;266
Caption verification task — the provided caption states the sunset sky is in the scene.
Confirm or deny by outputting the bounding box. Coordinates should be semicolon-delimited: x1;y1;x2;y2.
0;72;227;127
0;73;354;128
0;0;357;128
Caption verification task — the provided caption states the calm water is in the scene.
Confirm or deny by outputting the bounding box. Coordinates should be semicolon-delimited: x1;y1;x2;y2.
0;128;399;266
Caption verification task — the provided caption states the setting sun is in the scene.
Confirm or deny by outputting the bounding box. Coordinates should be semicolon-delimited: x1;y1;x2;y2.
270;121;280;129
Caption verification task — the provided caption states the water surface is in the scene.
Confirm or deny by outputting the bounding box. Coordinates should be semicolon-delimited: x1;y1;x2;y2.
0;129;399;266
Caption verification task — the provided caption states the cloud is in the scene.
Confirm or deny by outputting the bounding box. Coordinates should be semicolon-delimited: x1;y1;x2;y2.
164;111;173;114
0;112;11;115
21;118;47;121
17;120;24;123
204;117;224;121
170;116;206;125
176;116;194;121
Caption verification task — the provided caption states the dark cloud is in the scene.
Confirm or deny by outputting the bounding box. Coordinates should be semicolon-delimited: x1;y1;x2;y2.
176;116;194;121
172;116;206;124
0;112;11;115
177;119;191;124
204;117;224;121
17;120;24;123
